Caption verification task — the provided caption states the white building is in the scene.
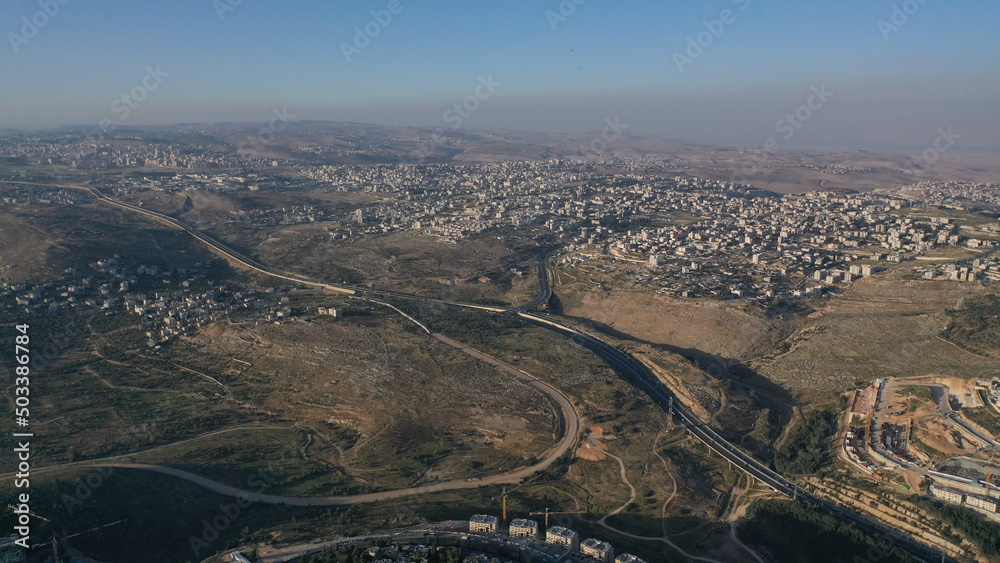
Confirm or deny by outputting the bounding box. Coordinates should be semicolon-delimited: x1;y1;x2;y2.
615;555;648;563
581;538;615;562
546;526;579;552
508;518;539;539
469;514;498;534
965;495;999;513
930;486;964;504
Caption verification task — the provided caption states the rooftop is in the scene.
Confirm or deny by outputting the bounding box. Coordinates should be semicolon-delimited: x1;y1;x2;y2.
547;526;577;539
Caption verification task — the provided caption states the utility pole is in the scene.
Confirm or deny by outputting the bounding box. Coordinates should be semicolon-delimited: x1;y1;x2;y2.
667;397;675;430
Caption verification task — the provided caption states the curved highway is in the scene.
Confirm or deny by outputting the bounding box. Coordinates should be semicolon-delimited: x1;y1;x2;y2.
62;333;582;506
515;313;948;561
510;249;553;313
8;180;950;562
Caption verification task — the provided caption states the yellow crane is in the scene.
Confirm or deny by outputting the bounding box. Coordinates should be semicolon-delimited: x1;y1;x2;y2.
529;508;587;527
501;487;508;522
494;478;542;522
490;487;509;522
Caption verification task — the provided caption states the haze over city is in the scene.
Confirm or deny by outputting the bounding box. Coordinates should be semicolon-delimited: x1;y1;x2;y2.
3;2;1000;563
2;0;999;152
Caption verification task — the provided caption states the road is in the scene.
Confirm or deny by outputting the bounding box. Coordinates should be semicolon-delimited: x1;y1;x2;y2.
516;312;950;562
7;180;952;562
0;424;293;480
5;181;582;504
510;249;553;313
256;524;564;563
28;337;582;505
431;332;580;460
15;333;581;504
73;458;570;507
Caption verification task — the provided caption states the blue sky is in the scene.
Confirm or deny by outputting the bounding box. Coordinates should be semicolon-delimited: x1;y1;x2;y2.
1;0;998;151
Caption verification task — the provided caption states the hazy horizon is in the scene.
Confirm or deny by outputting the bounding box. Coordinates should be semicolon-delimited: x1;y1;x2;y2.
2;0;998;153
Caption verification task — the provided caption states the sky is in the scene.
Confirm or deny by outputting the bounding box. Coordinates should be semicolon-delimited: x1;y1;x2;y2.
1;0;998;153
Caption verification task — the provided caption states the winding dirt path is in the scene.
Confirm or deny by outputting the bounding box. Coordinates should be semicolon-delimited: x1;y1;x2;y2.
1;424;295;479
652;432;680;535
585;431;726;563
595;446;636;524
726;486;766;563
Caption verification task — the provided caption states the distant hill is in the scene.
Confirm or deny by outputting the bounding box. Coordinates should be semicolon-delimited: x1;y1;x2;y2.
9;120;1000;194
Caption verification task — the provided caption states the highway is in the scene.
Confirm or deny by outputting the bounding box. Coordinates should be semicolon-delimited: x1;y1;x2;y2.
8;180;952;562
515;313;949;562
510;249;553;313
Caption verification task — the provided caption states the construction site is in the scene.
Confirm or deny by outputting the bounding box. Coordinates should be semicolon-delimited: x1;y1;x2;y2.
843;377;1000;520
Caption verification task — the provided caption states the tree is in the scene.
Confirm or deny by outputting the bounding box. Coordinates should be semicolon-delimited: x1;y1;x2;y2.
774;411;832;474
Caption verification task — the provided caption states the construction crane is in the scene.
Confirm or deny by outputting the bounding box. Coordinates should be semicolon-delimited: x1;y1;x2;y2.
490;487;509;522
528;508;587;527
8;505;50;523
501;487;508;522
28;518;128;561
9;507;115;562
493;478;542;522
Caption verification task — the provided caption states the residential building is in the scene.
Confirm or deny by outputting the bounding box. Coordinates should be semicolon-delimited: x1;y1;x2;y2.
930;486;964;504
508;518;539;539
580;538;615;562
469;514;498;534
546;526;579;552
965;495;999;513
